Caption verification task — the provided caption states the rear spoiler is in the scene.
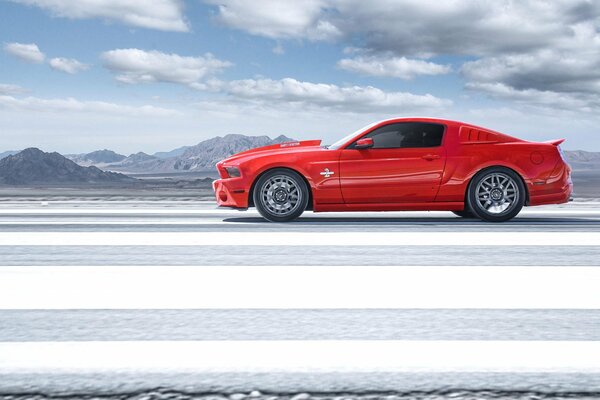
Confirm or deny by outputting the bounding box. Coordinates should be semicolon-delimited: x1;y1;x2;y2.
544;139;565;146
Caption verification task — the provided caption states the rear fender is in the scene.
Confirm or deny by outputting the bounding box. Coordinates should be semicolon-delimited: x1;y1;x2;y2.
465;164;530;205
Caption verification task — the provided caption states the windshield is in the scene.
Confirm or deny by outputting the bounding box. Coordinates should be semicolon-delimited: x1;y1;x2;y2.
327;121;380;150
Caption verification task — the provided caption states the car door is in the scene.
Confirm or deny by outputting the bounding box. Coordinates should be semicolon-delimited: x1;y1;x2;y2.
339;122;446;203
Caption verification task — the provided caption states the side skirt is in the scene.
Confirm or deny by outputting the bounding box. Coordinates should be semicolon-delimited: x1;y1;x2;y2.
314;202;465;212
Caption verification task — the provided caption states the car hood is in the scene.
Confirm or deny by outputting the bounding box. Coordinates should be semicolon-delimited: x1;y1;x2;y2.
219;139;323;164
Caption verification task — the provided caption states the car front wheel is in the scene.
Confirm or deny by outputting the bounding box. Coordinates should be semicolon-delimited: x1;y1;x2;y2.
253;168;309;222
467;167;525;222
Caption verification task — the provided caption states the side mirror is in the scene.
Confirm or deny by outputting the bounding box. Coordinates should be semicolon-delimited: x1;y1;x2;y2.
355;137;374;149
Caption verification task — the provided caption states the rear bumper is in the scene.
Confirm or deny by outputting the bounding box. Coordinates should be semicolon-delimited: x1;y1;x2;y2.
528;162;573;206
212;178;249;209
528;181;573;206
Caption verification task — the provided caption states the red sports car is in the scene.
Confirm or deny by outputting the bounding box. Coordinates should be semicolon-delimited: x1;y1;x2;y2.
213;118;572;222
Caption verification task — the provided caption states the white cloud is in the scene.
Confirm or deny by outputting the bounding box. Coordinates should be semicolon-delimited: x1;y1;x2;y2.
462;50;600;95
462;22;600;111
3;42;45;63
11;0;189;32
206;0;339;40
338;55;451;79
204;0;600;112
0;84;28;95
465;82;600;113
219;77;451;113
5;43;91;75
49;57;90;74
101;49;232;89
328;0;578;57
0;95;181;117
206;0;591;55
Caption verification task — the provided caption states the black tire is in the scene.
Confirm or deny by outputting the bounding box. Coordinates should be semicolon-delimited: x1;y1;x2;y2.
467;167;525;222
452;210;475;218
253;168;309;222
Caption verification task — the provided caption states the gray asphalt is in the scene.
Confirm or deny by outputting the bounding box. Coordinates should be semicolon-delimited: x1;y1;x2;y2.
1;309;599;342
2;245;599;265
2;213;600;231
1;202;600;233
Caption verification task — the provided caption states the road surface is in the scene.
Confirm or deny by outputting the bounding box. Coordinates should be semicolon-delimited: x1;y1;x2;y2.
0;202;599;398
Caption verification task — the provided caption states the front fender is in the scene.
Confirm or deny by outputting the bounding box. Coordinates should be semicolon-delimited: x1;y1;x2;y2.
242;152;343;207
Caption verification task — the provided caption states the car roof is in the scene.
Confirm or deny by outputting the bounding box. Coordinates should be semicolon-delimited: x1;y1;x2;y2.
371;116;465;126
372;117;515;134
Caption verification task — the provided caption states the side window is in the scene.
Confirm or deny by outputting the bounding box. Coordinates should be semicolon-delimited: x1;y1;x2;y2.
350;122;444;149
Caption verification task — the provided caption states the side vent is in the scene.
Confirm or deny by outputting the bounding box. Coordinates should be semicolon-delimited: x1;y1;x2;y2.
459;126;500;144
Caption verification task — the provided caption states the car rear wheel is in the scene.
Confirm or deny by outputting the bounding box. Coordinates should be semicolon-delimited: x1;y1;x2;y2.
253;168;309;222
452;210;475;218
467;167;525;222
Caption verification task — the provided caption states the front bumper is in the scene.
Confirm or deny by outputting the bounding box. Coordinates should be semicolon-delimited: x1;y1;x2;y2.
213;177;249;209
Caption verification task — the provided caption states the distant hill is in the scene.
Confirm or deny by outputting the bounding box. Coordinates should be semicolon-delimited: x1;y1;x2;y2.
153;146;190;159
107;152;161;172
0;148;135;185
170;134;294;171
101;134;295;173
66;149;126;166
564;150;600;170
0;150;19;160
120;152;158;165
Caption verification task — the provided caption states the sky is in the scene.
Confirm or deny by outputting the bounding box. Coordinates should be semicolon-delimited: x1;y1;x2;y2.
1;0;599;154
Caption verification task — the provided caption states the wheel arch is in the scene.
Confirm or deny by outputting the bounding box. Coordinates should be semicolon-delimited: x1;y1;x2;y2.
248;166;314;210
464;165;530;205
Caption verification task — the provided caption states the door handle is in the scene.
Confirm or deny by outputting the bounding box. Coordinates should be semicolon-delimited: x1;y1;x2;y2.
422;154;440;161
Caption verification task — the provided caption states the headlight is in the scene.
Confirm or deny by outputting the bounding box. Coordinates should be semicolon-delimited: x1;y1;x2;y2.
224;166;241;178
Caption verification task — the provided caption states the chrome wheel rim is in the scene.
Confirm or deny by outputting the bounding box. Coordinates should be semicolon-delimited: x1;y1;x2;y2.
475;173;519;215
260;175;302;216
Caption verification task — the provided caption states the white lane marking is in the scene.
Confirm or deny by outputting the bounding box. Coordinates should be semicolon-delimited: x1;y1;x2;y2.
2;341;600;373
1;266;599;309
0;231;598;246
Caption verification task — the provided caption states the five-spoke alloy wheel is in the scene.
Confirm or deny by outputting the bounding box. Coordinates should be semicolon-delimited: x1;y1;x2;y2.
253;168;309;222
467;167;525;222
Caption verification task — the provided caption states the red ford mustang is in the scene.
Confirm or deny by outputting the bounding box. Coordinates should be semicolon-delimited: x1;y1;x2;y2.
213;117;572;222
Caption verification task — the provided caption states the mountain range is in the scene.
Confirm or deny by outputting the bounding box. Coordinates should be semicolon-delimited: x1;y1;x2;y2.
0;148;134;185
152;145;190;159
66;149;126;166
564;150;600;170
64;134;294;174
